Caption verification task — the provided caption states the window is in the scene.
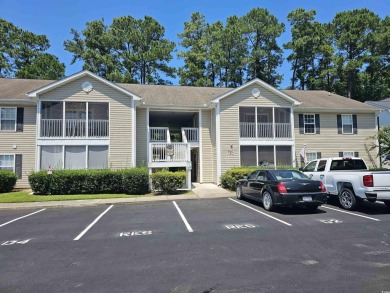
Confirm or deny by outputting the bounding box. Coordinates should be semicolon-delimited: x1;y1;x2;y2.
65;146;86;169
302;160;317;172
0;107;16;131
0;155;14;171
304;114;315;134
343;151;354;157
306;152;318;162
88;146;108;169
240;146;256;167
41;146;63;170
275;146;292;166
317;160;327;171
342;115;353;134
258;146;274;167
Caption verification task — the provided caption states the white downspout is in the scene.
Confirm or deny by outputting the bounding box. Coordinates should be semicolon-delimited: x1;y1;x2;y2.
199;109;203;183
216;102;221;185
131;99;136;167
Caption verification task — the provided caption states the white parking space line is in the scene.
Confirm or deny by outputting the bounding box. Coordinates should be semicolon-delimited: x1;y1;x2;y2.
229;199;292;227
322;205;381;221
173;201;193;233
0;209;46;228
74;205;114;241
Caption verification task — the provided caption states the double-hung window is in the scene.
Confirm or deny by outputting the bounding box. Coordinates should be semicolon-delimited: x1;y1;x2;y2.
0;107;16;131
0;155;14;171
304;114;315;134
342;115;353;134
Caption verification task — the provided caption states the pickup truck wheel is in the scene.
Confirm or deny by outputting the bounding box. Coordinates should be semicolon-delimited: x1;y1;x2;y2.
262;191;274;211
236;185;243;200
339;188;357;210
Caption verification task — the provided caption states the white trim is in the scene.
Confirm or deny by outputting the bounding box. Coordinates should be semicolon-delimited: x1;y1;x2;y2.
37;139;109;146
211;79;301;106
131;99;136;167
216;103;221;185
239;140;294;146
27;70;141;101
199;109;203;183
146;108;150;167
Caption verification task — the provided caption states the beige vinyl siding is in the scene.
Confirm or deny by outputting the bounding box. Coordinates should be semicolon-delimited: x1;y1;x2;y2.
219;84;293;175
136;108;147;167
294;112;378;167
39;76;134;169
0;106;36;188
201;109;214;182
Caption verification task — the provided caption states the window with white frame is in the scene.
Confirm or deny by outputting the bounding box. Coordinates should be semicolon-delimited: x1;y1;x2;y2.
342;115;353;134
342;151;354;157
0;107;16;131
304;114;315;134
306;152;318;162
0;155;14;171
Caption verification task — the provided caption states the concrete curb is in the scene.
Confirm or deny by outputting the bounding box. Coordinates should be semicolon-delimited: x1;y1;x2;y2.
0;192;235;210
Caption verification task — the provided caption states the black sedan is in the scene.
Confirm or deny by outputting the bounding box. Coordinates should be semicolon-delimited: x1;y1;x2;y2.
236;169;327;211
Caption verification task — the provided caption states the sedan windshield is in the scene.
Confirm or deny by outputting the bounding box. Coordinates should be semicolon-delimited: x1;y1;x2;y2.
272;170;309;181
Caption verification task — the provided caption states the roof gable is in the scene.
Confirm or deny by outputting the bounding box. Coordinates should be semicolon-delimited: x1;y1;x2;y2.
27;70;141;100
211;79;301;106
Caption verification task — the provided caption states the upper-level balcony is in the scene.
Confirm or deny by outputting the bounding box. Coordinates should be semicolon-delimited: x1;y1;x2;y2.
149;127;199;144
239;106;292;139
39;101;109;138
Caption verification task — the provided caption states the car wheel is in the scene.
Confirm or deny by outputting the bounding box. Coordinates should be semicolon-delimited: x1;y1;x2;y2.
384;200;390;208
339;188;358;210
262;191;274;211
236;185;243;200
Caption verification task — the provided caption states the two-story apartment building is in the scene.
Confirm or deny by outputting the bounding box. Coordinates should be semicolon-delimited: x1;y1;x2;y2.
0;71;380;189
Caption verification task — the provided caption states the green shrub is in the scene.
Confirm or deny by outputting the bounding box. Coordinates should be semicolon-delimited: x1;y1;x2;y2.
0;170;18;193
151;170;186;194
28;168;149;195
220;167;257;191
122;168;149;194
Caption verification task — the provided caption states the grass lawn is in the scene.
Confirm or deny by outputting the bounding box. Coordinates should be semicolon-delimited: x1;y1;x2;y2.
0;190;193;203
0;191;154;203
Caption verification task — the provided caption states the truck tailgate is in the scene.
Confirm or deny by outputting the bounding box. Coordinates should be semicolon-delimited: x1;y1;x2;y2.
372;171;390;188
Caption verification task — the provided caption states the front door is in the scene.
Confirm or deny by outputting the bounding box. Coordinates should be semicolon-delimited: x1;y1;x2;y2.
191;149;198;182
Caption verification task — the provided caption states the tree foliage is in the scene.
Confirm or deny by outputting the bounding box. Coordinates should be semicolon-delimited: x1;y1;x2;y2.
0;18;65;79
64;16;176;84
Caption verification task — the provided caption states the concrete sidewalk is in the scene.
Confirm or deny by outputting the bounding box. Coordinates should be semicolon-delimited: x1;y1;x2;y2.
0;183;234;210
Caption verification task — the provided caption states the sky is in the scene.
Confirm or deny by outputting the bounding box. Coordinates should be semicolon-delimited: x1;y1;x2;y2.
1;0;388;89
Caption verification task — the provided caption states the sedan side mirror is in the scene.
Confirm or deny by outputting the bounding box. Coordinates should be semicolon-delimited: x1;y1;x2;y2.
243;175;248;179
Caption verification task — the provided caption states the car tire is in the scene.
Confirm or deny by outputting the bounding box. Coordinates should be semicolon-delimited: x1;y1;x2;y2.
339;188;358;210
384;200;390;208
236;185;243;200
262;191;274;211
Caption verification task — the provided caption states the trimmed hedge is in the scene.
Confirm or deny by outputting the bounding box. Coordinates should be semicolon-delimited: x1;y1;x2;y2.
28;168;149;195
151;170;186;194
0;170;18;193
220;167;258;191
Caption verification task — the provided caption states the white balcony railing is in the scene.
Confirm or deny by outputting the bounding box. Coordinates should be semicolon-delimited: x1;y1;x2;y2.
40;119;109;138
150;127;170;142
182;127;199;143
275;123;291;138
40;119;63;137
240;122;291;139
149;143;190;162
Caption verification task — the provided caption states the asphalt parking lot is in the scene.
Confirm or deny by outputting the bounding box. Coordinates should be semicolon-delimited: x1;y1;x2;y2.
0;198;389;293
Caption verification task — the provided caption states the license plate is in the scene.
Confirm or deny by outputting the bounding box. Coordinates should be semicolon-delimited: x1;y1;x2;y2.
303;196;312;202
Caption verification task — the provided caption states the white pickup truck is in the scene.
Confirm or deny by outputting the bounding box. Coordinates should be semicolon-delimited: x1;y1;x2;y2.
301;157;390;210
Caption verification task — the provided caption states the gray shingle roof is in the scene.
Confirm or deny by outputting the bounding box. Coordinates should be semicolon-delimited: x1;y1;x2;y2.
0;77;379;112
0;78;53;100
118;83;232;106
283;90;379;111
365;98;390;110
